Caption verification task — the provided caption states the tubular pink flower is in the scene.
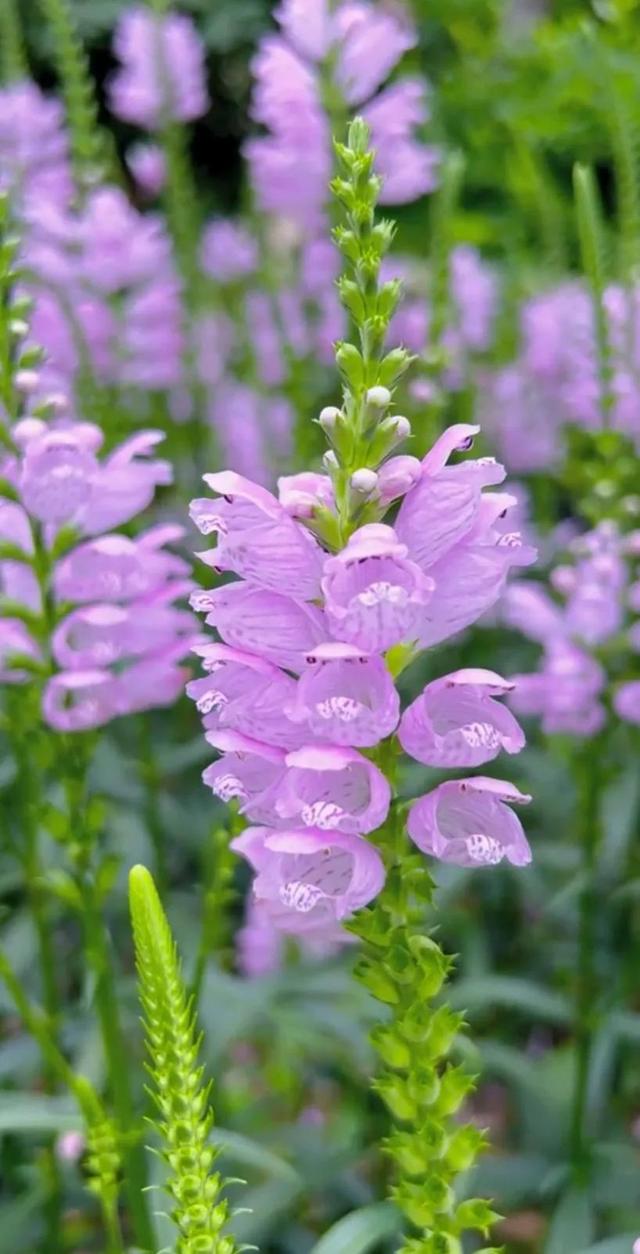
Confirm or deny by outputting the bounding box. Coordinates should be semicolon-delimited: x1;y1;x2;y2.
231;824;385;932
399;669;525;768
286;642;400;747
191;471;323;599
273;743;391;834
322;523;434;653
408;777;532;868
192;583;327;673
203;730;286;820
187;643;301;748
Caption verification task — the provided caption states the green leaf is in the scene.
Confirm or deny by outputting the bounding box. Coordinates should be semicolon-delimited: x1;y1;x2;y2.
212;1128;301;1183
309;1204;399;1254
0;1092;81;1134
545;1188;594;1254
449;976;571;1025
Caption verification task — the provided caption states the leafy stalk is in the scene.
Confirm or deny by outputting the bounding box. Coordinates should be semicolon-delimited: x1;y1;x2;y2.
0;950;125;1254
573;164;614;424
327;122;498;1254
37;0;111;186
0;0;27;82
129;864;238;1253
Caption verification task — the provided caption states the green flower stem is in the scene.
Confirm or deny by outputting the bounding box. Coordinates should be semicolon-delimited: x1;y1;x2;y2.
573;164;614;425
0;950;125;1254
0;0;27;82
570;743;603;1179
350;748;495;1254
129;864;237;1253
38;0;112;187
61;750;155;1253
191;823;238;1007
139;714;169;896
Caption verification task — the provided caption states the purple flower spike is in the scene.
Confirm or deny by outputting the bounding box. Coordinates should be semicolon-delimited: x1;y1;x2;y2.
287;641;400;747
399;669;525;768
408;777;532;868
231;824;385;932
109;7;209;129
200;219;258;283
273;742;391;834
322;523;433;653
192;470;323;599
195;583;326;673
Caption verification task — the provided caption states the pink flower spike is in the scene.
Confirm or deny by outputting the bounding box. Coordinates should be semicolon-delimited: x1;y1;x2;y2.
274;742;391;834
287;641;400;747
231;824;385;931
408;777;532;869
399;669;525;768
322;523;433;653
192;471;323;599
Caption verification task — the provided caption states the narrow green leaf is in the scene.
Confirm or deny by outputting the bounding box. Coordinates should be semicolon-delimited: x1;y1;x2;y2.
0;1092;81;1134
545;1188;594;1254
309;1203;399;1254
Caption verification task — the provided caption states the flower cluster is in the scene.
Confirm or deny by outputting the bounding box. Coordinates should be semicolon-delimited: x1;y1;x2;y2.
108;7;209;130
0;80;72;210
188;420;534;941
246;0;438;231
506;520;640;733
0;419;195;730
22;185;184;405
482;280;640;474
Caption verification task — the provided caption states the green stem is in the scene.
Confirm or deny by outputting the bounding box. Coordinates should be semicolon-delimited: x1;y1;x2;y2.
37;0;111;187
191;823;237;1006
63;758;154;1253
350;749;492;1252
0;0;27;82
573;164;614;425
139;715;168;896
0;952;125;1254
80;876;153;1249
570;746;602;1178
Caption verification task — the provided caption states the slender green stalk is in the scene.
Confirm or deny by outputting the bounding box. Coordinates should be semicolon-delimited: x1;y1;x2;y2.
323;122;499;1254
139;715;169;895
573;164;614;424
38;0;111;186
0;0;27;82
0;952;125;1254
130;864;237;1252
350;756;496;1254
61;752;155;1253
191;824;237;1006
570;744;603;1178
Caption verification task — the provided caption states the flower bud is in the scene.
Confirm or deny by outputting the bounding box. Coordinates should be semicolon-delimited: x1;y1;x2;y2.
322;450;339;475
318;406;341;433
366;385;391;408
14;369;39;393
370;1025;411;1069
350;468;378;496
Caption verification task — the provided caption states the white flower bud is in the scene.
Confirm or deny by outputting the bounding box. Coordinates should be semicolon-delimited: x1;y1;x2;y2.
389;415;411;440
14;369;39;393
350;468;379;495
366;386;391;408
9;319;28;339
322;450;339;473
319;406;341;432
